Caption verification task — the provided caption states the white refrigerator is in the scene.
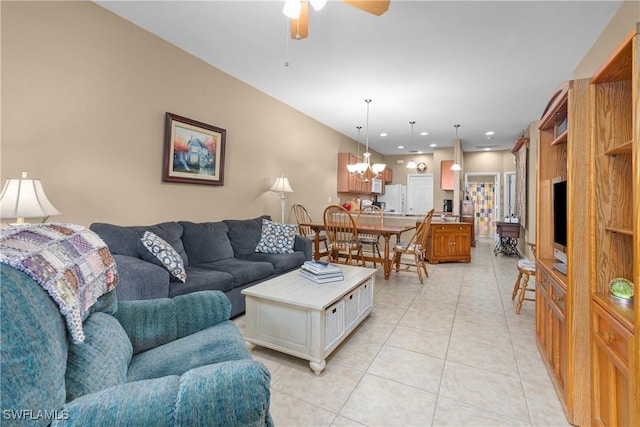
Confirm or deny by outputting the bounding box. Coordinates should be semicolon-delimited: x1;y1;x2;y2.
377;184;406;213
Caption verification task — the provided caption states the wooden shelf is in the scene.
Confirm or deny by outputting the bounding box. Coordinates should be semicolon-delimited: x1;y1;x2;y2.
604;139;633;155
550;130;568;146
604;225;634;236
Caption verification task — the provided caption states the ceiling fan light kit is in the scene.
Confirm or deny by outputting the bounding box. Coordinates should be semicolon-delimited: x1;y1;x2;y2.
284;0;390;40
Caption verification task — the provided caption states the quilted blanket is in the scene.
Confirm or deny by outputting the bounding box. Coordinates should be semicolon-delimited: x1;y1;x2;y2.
0;223;118;343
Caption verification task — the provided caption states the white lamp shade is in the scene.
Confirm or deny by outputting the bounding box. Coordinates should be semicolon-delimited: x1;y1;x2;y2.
354;163;368;174
450;163;462;171
0;175;61;220
270;175;294;193
309;0;327;11
372;163;386;174
406;160;417;169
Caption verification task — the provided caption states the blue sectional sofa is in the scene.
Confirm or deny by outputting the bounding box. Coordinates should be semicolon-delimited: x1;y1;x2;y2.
90;215;311;317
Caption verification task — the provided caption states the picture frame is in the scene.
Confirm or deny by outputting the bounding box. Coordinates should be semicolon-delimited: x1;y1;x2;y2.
163;112;226;185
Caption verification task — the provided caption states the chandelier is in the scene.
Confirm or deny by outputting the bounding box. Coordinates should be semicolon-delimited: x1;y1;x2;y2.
346;99;386;181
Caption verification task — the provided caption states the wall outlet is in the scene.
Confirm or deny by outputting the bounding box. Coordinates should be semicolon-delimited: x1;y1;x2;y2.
328;196;331;203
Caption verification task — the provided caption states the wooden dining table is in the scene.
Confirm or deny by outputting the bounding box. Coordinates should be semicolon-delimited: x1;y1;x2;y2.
299;222;416;280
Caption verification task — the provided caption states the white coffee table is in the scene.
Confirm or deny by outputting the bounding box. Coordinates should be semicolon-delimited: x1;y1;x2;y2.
242;264;376;374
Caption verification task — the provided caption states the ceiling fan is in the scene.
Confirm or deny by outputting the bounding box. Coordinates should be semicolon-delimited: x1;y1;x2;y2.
283;0;390;40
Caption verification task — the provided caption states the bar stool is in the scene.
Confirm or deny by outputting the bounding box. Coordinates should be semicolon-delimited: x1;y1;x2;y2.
511;243;537;314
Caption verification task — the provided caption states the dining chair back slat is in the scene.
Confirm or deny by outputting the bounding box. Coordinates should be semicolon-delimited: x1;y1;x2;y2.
356;205;384;267
323;205;364;266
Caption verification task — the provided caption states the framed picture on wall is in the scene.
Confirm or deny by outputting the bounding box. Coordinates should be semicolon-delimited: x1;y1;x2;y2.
163;112;226;185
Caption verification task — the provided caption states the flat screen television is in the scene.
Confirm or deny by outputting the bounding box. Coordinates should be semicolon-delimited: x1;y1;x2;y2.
552;177;568;251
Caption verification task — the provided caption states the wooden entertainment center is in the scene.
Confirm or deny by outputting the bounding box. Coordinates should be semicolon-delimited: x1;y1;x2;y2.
536;24;639;426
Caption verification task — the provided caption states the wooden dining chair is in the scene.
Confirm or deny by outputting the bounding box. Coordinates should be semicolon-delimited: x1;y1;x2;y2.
392;209;435;284
356;205;384;267
323;205;364;266
511;242;537;314
292;203;328;252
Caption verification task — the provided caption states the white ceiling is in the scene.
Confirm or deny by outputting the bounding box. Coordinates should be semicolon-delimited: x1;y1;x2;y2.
96;0;621;155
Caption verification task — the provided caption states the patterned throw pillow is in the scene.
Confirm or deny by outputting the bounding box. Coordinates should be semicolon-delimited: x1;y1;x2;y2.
139;231;186;283
255;219;297;254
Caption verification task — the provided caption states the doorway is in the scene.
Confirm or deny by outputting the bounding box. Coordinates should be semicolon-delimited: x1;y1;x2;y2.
464;173;500;238
406;174;434;215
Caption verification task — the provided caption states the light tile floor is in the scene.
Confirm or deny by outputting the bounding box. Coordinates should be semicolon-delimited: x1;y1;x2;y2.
233;237;572;426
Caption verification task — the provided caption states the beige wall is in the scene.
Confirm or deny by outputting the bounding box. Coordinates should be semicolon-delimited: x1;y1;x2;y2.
574;1;639;78
1;1;359;227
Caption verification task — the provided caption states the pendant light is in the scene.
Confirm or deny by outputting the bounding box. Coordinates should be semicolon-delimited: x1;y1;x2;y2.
406;121;417;169
451;124;462;171
346;99;385;181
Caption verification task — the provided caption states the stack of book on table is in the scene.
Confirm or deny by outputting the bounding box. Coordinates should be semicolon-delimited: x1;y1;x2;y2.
299;261;344;283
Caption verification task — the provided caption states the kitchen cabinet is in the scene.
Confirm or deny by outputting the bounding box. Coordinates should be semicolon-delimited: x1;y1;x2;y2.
383;168;392;184
425;222;471;264
337;153;363;193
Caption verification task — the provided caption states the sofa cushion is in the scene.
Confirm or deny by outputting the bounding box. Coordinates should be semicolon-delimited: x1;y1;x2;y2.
239;251;307;274
90;222;188;266
138;231;187;283
127;321;252;382
110;254;170;301
65;313;133;401
179;221;234;264
255;218;297;254
224;215;270;257
194;258;274;288
169;267;235;297
90;223;141;258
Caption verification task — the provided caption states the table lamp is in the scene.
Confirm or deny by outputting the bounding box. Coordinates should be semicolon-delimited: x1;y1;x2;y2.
0;172;61;224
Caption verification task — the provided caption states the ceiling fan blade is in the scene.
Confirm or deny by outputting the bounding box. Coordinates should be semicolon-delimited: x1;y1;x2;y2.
290;1;309;39
340;0;390;16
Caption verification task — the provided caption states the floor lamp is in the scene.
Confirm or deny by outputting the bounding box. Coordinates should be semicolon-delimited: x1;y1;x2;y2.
270;175;294;223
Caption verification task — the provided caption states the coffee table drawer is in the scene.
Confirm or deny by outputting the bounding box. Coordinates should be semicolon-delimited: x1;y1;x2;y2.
325;300;345;350
358;279;373;314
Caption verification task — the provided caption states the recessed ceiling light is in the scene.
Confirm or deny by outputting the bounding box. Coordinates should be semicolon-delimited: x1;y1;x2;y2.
380;133;387;137
485;131;495;136
417;150;423;154
430;143;437;148
420;132;428;136
484;147;491;151
397;145;404;149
